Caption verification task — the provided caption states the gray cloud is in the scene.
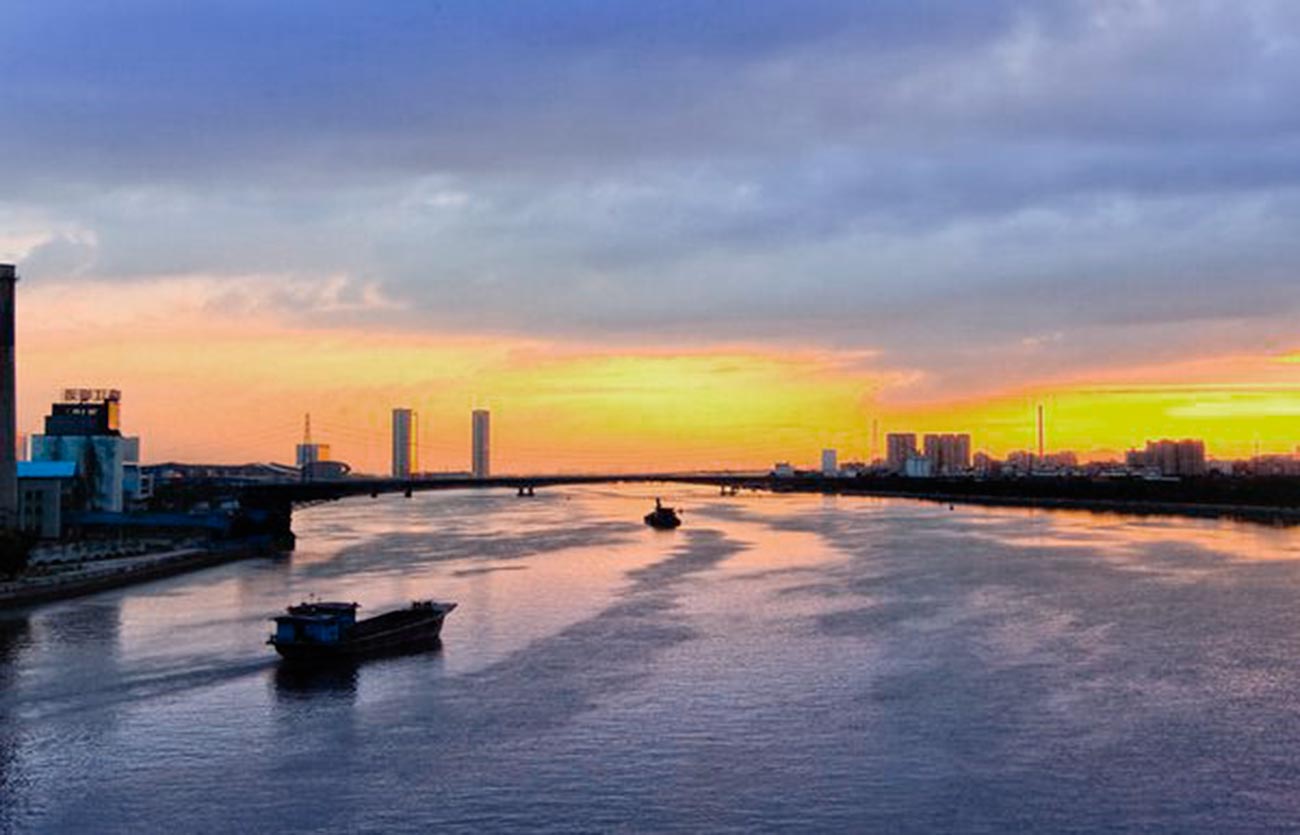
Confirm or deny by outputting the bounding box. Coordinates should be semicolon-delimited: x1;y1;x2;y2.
3;0;1300;393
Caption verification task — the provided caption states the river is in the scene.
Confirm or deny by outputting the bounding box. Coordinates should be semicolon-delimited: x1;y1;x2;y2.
3;485;1300;832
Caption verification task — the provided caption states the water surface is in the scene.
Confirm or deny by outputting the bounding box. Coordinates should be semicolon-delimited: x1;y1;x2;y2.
3;486;1300;832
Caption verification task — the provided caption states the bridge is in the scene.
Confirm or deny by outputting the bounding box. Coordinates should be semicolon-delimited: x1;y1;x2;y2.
233;472;770;546
135;468;1300;551
225;469;1300;548
241;471;768;503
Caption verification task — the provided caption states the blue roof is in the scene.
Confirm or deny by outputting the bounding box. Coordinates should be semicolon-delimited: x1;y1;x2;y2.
19;460;77;479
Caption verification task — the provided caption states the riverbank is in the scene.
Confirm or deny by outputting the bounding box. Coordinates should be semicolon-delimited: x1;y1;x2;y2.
767;478;1300;526
0;540;278;610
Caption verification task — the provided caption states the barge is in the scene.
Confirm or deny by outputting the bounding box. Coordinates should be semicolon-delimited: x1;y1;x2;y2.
268;599;456;663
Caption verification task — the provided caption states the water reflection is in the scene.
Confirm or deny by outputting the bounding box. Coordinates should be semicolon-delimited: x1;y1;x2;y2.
0;614;30;663
270;639;446;704
0;616;31;807
6;486;1300;832
40;599;122;648
272;662;360;701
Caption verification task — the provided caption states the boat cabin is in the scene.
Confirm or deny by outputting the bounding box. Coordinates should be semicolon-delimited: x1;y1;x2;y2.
273;601;358;646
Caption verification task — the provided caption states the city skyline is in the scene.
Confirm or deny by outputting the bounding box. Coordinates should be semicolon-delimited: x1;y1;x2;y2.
4;2;1299;472
12;336;1300;474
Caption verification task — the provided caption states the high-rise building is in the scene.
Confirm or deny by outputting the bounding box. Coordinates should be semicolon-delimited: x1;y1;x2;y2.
885;433;917;473
391;408;418;478
1135;439;1206;477
922;433;972;475
471;409;490;479
821;449;838;476
1173;439;1206;476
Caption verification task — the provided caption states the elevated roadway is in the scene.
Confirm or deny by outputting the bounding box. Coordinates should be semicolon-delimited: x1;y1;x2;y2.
239;472;769;507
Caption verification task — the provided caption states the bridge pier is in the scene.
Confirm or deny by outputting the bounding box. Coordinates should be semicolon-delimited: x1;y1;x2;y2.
234;499;296;551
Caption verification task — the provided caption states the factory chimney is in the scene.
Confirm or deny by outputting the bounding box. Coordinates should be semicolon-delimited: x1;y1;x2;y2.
1036;403;1045;462
0;265;17;528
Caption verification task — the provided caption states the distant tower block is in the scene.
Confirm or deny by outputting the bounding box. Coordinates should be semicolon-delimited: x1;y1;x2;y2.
0;265;16;528
391;408;418;478
471;409;490;479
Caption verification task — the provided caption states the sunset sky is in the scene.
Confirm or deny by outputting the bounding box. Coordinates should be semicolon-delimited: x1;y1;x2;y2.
4;1;1299;473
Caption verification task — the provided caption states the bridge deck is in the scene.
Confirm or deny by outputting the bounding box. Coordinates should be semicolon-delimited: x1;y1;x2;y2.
238;473;767;507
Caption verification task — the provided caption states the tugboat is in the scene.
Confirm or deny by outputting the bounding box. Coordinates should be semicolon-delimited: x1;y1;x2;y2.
268;599;456;664
644;498;682;530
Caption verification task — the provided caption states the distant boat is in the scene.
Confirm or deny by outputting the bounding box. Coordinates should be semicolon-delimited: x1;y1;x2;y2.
644;498;682;530
268;599;456;664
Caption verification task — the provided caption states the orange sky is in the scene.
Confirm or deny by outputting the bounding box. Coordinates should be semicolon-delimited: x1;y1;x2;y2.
17;278;1300;473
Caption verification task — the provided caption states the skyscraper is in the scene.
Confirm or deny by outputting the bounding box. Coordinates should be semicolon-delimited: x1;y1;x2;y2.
1141;438;1206;477
472;409;490;479
923;433;972;475
885;433;917;473
391;408;418;478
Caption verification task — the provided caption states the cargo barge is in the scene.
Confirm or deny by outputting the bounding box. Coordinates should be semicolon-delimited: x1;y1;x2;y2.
268;599;456;664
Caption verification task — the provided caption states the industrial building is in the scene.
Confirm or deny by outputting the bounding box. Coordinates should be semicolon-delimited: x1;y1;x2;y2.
28;388;144;513
294;442;329;470
18;460;76;539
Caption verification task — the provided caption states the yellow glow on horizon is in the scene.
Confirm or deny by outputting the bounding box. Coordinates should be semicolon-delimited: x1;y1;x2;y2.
16;277;1300;472
890;384;1300;461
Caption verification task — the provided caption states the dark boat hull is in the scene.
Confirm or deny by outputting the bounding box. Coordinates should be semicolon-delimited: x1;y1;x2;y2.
271;606;453;664
644;512;681;529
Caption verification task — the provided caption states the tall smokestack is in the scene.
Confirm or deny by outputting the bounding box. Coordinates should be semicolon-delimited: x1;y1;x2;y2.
0;265;17;528
1036;403;1045;461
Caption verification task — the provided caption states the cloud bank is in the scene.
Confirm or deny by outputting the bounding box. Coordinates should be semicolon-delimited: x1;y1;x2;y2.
3;0;1300;398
